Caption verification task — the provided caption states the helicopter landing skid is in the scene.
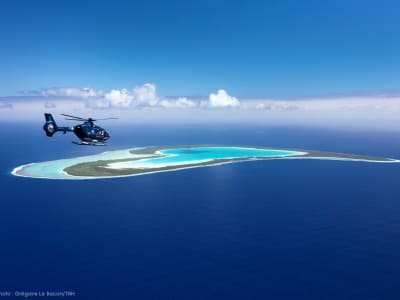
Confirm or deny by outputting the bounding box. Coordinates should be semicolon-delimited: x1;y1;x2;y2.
72;141;107;146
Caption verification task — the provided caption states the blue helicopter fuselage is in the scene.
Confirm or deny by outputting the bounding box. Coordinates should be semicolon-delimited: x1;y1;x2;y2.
73;121;110;143
43;113;110;145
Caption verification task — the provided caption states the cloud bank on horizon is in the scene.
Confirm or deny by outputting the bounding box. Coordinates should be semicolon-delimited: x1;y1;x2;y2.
2;83;400;130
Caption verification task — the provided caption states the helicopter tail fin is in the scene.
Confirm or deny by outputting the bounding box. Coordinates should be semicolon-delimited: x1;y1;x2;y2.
43;113;58;137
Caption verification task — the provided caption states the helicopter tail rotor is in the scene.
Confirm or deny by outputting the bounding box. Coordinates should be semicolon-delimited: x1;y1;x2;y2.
43;113;74;137
43;113;58;137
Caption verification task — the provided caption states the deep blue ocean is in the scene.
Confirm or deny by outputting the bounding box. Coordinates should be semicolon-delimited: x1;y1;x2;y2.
1;124;400;299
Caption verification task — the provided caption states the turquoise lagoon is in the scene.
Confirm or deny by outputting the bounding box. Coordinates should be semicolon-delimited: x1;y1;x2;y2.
109;147;305;169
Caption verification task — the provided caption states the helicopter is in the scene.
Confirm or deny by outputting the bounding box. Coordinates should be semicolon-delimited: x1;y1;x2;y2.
43;113;117;145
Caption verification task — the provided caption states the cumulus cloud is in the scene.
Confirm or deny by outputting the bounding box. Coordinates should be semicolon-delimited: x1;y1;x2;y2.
104;88;133;108
208;89;240;108
7;84;400;131
159;97;197;108
133;83;158;106
85;83;159;109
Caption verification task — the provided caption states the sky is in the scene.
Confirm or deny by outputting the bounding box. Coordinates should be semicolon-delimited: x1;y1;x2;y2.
1;0;400;128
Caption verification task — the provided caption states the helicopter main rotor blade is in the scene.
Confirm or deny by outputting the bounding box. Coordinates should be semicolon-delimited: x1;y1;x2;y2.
61;113;87;121
61;114;118;122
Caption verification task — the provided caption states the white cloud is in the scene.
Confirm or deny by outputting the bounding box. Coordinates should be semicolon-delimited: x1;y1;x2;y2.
87;83;159;109
37;87;104;98
133;83;158;106
44;102;56;108
6;85;400;131
248;97;400;114
254;101;299;111
159;97;197;108
208;89;240;108
86;98;111;109
104;88;133;108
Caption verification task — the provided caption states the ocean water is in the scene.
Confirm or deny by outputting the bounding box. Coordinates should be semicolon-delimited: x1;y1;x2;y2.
1;124;400;299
